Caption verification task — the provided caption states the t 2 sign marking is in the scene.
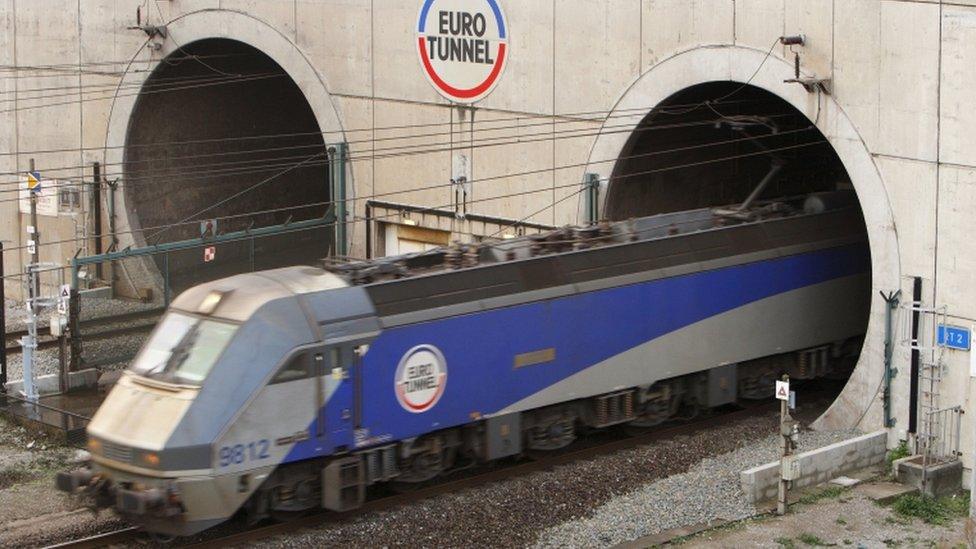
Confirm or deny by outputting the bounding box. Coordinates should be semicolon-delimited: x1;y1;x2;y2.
937;324;971;351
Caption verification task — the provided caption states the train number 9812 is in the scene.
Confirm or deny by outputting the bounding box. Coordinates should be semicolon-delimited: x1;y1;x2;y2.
218;440;270;467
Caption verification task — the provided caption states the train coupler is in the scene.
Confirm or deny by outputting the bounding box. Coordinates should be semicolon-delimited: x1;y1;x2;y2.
116;485;185;518
55;468;93;493
56;467;117;510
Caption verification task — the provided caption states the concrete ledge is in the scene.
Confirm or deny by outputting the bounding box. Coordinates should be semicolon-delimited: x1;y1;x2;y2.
856;481;918;504
4;369;100;395
614;519;728;549
78;286;113;300
740;430;887;503
896;457;963;498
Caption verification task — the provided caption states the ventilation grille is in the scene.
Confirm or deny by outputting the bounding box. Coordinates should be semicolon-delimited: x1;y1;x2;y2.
102;440;133;463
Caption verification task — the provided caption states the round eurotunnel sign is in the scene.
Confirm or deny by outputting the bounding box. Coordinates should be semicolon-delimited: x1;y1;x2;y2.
395;344;448;413
417;0;508;103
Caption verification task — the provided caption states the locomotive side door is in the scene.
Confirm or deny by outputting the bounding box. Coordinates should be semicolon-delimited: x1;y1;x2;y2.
317;345;359;451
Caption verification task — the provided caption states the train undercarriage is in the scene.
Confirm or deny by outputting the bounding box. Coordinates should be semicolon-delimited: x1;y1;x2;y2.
244;337;861;522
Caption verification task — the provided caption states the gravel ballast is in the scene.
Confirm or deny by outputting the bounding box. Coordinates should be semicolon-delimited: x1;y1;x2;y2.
250;402;857;548
0;418;125;547
533;428;861;548
3;296;157;382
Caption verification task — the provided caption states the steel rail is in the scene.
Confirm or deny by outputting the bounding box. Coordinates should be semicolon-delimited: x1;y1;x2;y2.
185;399;786;548
4;307;163;356
43;526;141;549
46;387;839;548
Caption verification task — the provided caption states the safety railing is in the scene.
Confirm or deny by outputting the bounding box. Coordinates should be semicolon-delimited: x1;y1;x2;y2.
920;405;963;465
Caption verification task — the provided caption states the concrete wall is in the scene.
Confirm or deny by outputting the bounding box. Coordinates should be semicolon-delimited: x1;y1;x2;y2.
740;431;888;504
0;0;974;480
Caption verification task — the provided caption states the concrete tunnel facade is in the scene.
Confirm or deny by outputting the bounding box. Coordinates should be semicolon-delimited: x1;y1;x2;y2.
2;2;973;482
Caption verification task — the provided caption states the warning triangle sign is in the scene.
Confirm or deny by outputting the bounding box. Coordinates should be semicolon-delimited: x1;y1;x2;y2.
775;379;790;400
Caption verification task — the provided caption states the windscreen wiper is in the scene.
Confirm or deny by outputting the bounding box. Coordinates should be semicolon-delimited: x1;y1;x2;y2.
162;324;200;374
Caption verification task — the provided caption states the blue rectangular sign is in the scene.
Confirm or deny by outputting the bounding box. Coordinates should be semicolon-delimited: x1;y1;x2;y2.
937;324;971;351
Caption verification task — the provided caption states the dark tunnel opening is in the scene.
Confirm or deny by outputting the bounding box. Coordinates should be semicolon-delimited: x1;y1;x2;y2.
607;82;850;218
607;82;872;399
124;38;332;294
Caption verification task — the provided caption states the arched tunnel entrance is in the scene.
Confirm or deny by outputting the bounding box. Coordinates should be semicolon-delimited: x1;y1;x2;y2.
607;81;872;404
124;38;333;293
608;82;850;217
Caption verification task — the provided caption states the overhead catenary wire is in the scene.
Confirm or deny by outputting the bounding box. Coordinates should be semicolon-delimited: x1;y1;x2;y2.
0;72;287;116
0;105;744;182
0;126;819;242
0;52;263;75
0;104;794;188
0;94;783;165
0;116;807;194
0;124;819;219
0;32;821;283
0;32;794;172
0;138;831;284
0;71;286;105
0;179;594;283
0;121;819;211
0;109;813;193
0;137;826;259
151;0;241;79
0;184;837;284
147;151;328;243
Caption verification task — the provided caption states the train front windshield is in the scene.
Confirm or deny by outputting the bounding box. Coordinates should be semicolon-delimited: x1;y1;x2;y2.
129;312;238;386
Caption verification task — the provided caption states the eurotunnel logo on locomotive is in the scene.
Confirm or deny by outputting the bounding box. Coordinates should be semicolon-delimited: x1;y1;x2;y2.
416;0;508;103
395;344;448;413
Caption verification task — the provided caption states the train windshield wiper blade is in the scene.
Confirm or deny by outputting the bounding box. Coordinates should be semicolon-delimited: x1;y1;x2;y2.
161;325;200;374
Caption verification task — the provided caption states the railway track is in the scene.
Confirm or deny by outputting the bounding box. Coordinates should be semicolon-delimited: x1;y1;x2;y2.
3;307;163;357
46;396;792;549
45;527;140;549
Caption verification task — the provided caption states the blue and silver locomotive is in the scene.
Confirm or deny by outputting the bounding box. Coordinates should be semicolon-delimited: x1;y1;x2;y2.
58;193;870;536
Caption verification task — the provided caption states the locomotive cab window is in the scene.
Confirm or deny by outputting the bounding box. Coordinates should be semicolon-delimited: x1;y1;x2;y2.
271;354;310;384
129;312;238;386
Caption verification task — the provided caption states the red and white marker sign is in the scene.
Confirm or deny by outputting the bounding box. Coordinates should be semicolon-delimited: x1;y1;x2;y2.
416;0;508;103
203;246;216;263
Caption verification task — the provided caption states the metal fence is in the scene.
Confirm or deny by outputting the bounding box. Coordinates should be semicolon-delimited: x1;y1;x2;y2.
69;216;336;371
920;405;963;465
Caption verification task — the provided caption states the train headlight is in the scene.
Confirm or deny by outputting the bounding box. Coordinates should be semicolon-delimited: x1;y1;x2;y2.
87;438;102;455
198;289;230;315
140;452;161;468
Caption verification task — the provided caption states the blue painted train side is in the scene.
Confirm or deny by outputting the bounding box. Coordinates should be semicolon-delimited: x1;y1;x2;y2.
285;241;869;462
63;199;871;536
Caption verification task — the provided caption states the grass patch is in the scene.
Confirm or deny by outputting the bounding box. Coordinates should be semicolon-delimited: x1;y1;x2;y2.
885;441;910;472
891;492;970;525
797;532;832;546
797;485;847;505
775;537;796;549
0;464;36;489
883;514;910;526
669;518;747;545
835;517;847;525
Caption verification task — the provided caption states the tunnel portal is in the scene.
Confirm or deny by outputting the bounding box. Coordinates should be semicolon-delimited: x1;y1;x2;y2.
606;82;850;218
607;82;872;400
124;38;333;293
